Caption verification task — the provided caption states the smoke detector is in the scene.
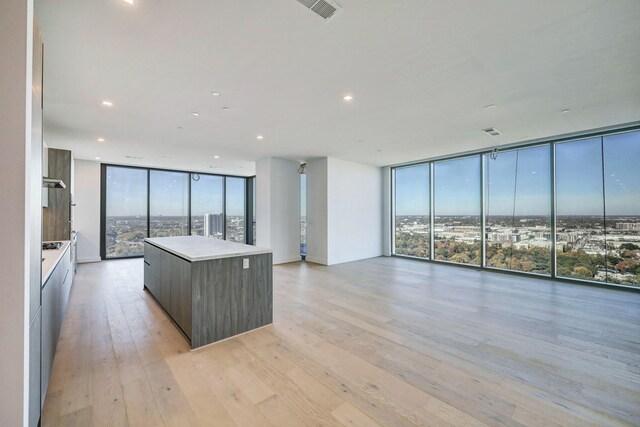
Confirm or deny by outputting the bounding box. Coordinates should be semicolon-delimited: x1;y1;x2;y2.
482;127;502;136
296;0;341;20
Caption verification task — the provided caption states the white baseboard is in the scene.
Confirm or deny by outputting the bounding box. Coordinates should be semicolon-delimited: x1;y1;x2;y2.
273;255;303;265
78;257;101;264
304;256;328;266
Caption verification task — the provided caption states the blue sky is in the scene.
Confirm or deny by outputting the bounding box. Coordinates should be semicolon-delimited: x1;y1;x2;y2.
190;175;223;216
106;167;147;217
602;131;639;215
395;130;639;216
106;167;246;217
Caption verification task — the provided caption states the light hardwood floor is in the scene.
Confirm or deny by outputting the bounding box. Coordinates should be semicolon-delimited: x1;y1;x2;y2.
42;257;640;426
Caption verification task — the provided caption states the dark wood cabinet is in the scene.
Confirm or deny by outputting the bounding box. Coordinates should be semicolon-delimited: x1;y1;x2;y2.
43;148;72;241
145;244;192;339
144;240;272;349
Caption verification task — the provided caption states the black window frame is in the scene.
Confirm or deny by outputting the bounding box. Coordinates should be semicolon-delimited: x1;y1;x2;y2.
100;163;253;260
390;123;640;292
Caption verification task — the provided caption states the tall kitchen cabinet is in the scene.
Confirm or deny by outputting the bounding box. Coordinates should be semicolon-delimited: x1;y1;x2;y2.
43;148;73;241
29;20;44;427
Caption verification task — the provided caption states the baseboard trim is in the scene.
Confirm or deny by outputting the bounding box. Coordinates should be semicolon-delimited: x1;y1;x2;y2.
304;256;328;266
78;257;101;264
273;256;303;265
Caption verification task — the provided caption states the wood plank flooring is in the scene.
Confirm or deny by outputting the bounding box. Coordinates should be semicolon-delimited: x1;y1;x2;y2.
42;257;640;426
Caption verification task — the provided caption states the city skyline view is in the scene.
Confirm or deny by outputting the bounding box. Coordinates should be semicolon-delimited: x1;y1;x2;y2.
104;165;251;258
394;130;640;287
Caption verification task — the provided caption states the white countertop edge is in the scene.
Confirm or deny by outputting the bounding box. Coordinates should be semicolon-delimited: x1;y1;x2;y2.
42;241;70;284
144;237;272;262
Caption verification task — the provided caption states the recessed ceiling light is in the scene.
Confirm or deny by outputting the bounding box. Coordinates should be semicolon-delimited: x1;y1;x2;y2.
483;104;496;109
214;155;220;159
97;138;105;142
101;100;113;107
256;135;264;140
343;95;354;101
95;157;101;160
222;107;230;111
121;0;134;4
211;91;221;96
192;112;200;116
561;108;571;113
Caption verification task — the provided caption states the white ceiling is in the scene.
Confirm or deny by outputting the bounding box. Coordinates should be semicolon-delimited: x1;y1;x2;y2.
37;0;640;176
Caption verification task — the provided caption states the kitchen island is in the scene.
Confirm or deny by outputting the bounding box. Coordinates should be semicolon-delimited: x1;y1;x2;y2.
143;236;273;349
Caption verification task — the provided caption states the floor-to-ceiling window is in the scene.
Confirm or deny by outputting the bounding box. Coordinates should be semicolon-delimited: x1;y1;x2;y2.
102;165;251;259
602;132;640;286
252;176;256;245
484;145;551;274
391;126;639;289
300;173;307;258
555;137;605;282
104;166;148;258
433;156;481;265
149;170;189;237
225;177;246;243
190;174;224;238
394;164;430;258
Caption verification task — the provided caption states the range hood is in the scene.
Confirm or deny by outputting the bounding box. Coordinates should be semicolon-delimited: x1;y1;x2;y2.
43;177;66;189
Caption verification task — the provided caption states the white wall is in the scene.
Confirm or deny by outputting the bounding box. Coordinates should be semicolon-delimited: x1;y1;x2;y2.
256;157;301;264
0;0;33;424
327;158;383;265
305;157;383;265
305;158;328;264
74;160;101;263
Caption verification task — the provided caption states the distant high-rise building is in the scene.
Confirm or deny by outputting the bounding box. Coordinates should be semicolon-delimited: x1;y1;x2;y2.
204;213;223;237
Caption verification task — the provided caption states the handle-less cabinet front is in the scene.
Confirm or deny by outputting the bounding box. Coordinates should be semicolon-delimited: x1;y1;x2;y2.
41;247;72;404
40;278;55;404
144;243;192;339
28;308;42;427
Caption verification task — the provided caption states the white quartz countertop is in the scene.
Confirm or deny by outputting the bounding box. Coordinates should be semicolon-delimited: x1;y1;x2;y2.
144;236;272;262
42;240;70;284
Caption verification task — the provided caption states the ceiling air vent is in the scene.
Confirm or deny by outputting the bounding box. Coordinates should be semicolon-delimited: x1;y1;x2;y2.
297;0;341;20
482;127;502;136
124;155;143;160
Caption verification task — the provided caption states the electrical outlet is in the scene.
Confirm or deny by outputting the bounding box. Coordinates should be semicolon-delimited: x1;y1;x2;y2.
243;258;249;269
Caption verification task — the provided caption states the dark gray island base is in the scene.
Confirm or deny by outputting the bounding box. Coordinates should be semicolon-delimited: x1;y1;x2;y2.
143;236;273;349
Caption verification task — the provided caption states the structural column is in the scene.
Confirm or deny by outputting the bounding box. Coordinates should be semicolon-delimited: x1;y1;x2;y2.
0;0;37;426
255;157;301;264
